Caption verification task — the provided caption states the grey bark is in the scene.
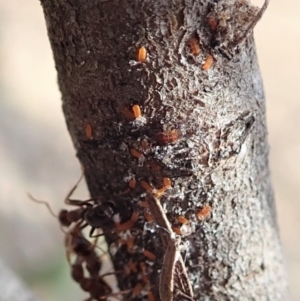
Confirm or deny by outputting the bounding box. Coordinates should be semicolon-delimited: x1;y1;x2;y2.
39;0;288;300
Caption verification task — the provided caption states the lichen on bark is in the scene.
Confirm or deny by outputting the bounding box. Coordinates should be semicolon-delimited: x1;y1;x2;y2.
40;0;288;300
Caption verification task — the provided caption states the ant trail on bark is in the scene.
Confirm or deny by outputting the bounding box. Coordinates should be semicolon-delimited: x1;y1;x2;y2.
146;193;194;301
232;0;270;48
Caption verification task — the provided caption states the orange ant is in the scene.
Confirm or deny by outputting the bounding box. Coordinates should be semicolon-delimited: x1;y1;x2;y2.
137;46;147;63
85;123;93;139
202;54;213;70
207;17;217;31
196;204;212;221
189;37;201;56
140;178;172;198
153;129;181;145
132;104;142;119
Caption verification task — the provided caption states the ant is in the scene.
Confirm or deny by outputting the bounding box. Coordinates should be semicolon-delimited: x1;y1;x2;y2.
60;173;117;234
66;224;113;299
29;172;117;237
67;223;135;301
29;174;136;300
59;200;116;237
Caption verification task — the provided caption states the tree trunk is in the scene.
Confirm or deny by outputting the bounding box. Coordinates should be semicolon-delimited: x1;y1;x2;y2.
39;0;288;300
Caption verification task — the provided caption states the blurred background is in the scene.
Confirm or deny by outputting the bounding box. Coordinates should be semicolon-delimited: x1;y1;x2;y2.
0;0;299;300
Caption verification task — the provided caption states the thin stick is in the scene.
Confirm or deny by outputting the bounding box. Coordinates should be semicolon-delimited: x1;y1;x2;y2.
159;236;181;301
146;194;194;300
232;0;270;48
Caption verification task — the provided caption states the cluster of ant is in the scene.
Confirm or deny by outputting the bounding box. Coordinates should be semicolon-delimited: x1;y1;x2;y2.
30;125;212;301
30;171;167;301
30;177;125;300
65;224;113;300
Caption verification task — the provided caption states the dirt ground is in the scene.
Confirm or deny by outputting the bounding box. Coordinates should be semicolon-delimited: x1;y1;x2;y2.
0;1;299;300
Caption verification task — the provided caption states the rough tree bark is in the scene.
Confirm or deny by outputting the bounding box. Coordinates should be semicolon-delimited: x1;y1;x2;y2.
39;0;288;300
